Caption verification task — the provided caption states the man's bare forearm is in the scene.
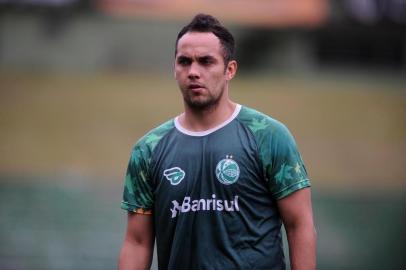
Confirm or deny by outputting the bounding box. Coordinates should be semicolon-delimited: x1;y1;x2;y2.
285;224;317;270
118;239;153;270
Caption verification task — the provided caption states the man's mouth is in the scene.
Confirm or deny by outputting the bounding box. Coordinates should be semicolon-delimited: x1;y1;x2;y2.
188;84;204;90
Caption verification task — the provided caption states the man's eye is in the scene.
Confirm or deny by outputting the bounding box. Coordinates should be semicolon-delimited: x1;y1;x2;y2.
178;58;191;65
199;58;213;65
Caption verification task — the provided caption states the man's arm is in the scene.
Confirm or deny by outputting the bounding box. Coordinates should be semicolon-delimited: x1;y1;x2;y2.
118;212;154;270
277;187;317;270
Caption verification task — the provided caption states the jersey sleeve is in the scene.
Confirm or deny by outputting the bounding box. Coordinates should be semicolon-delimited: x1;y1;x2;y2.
120;119;175;214
263;121;310;199
121;143;154;214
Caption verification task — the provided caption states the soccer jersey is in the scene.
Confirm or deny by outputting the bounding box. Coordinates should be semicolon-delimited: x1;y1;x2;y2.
121;104;310;270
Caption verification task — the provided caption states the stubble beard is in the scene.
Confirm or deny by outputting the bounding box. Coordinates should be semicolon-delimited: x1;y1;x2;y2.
183;87;225;112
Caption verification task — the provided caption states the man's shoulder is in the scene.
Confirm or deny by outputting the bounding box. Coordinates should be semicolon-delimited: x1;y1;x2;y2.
237;105;288;135
133;118;175;153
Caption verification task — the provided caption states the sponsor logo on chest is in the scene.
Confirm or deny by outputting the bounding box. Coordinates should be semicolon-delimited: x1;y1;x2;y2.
163;155;241;218
163;167;185;185
170;194;239;218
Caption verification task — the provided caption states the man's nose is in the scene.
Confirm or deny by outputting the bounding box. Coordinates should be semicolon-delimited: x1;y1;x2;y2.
188;62;200;80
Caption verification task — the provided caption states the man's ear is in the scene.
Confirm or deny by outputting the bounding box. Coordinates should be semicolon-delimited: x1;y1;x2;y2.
226;60;237;81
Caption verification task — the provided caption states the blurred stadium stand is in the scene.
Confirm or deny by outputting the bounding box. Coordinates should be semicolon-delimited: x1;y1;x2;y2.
0;0;405;72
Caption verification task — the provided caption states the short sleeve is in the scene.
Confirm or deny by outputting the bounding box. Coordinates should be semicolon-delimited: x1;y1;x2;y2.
121;144;154;214
120;119;175;214
263;122;310;199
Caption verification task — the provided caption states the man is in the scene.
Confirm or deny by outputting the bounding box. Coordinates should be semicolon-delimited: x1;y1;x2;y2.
119;14;316;270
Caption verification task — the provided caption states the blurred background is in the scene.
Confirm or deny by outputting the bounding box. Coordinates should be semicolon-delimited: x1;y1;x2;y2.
0;0;405;269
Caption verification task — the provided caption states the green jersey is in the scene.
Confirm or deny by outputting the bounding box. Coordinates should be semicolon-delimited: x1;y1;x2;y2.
121;105;310;270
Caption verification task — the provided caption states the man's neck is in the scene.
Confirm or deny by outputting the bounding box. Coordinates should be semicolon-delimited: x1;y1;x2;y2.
179;100;237;132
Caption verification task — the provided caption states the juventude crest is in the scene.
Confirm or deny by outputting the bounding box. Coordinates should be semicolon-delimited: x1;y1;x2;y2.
215;155;240;185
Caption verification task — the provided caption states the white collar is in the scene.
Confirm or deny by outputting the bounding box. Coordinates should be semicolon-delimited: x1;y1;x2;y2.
174;104;242;137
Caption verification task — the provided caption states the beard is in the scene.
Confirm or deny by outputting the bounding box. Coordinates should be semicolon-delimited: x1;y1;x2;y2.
182;87;224;111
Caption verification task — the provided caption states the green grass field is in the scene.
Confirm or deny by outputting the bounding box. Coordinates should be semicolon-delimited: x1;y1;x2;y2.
0;72;405;269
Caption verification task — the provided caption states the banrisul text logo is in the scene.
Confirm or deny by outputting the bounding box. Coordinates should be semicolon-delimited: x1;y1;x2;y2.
215;155;240;185
163;167;185;185
170;194;239;218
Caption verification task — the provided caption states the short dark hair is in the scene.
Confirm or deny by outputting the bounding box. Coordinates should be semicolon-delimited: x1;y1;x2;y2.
175;14;235;64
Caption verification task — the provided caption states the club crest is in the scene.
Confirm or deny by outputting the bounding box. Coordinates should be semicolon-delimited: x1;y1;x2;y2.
215;155;240;185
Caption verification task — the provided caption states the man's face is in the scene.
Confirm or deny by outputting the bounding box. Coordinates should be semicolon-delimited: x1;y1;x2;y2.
174;32;235;110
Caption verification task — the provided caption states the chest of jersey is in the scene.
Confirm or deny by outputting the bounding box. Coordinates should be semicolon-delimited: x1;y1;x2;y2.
148;120;285;269
150;120;274;220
